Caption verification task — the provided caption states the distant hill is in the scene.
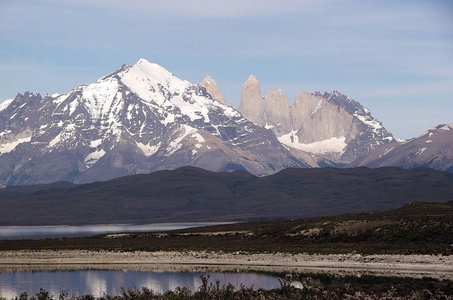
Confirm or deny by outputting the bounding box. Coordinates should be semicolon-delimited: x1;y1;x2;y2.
355;123;453;172
0;166;452;226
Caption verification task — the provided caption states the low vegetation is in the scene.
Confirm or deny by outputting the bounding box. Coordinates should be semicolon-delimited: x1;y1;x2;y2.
1;201;453;255
7;273;453;300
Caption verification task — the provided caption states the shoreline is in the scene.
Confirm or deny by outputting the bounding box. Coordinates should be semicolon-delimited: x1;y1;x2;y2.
0;250;452;280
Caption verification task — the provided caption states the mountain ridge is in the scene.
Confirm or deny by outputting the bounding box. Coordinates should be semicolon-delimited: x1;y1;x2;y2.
0;59;309;186
237;76;396;166
0;166;452;226
355;123;453;172
0;58;451;186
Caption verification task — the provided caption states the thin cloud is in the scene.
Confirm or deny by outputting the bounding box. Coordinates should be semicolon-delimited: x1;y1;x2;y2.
52;0;329;18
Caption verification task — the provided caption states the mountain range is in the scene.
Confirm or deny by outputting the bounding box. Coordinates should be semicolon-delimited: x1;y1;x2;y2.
237;75;396;166
0;58;451;186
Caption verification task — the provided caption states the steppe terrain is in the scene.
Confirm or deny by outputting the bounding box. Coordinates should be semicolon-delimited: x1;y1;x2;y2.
1;201;452;280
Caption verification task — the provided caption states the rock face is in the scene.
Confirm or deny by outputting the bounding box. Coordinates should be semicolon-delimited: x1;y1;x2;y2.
200;76;232;107
355;123;453;172
238;75;265;126
238;76;396;166
263;88;292;135
237;77;291;135
0;59;308;186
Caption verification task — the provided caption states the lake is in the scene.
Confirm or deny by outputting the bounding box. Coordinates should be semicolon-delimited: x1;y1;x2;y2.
0;223;223;240
0;270;281;298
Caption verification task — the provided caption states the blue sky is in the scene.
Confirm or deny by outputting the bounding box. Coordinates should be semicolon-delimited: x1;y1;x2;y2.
0;0;452;139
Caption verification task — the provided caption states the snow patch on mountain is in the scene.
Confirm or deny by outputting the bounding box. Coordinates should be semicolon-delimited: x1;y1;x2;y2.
312;99;323;115
416;148;427;156
0;136;32;154
171;93;210;122
162;113;175;125
279;132;347;155
439;124;453;131
166;125;198;156
85;149;106;166
0;99;14;112
416;124;453;140
47;123;76;149
52;92;73;106
118;58;191;106
90;139;103;148
383;147;395;156
81;78;121;120
353;111;383;133
136;141;160;156
394;137;407;143
191;132;205;143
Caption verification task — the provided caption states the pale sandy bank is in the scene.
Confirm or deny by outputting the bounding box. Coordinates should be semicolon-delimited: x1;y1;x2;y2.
0;250;451;280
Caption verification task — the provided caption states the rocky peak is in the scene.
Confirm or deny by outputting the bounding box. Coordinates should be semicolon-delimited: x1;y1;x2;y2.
355;122;453;172
324;91;362;115
291;92;324;132
265;88;285;100
102;58;192;106
263;88;291;134
16;91;42;104
245;74;259;84
237;74;395;165
200;76;232;107
238;74;265;125
1;92;43;116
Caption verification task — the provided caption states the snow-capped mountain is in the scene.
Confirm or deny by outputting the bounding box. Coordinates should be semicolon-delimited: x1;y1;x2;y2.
1;58;451;187
355;123;453;172
0;59;308;186
238;75;396;166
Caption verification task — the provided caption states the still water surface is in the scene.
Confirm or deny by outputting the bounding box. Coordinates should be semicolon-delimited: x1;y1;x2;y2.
0;224;275;297
0;270;280;298
0;223;219;240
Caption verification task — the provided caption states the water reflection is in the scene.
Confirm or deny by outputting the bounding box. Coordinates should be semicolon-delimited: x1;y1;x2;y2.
0;270;280;298
0;223;222;240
